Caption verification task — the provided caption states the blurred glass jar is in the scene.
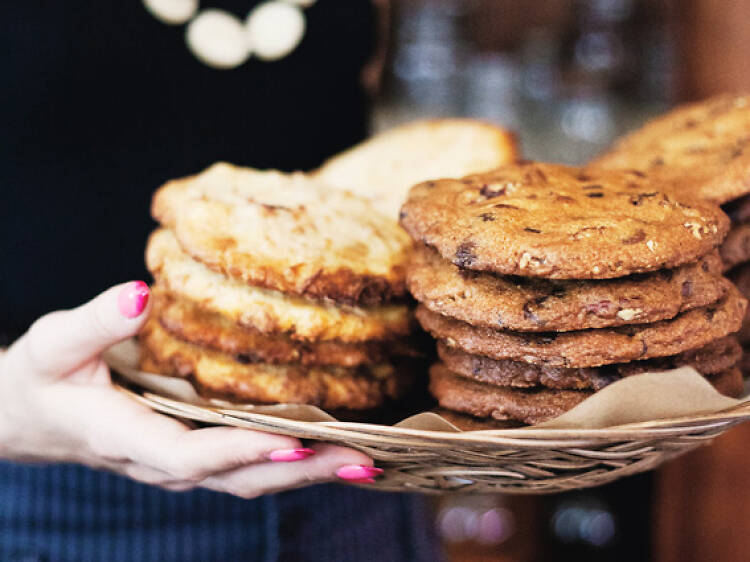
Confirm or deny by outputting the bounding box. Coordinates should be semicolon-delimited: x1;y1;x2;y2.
390;0;468;118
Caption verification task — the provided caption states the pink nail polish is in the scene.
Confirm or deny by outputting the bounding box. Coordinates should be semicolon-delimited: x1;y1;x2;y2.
269;448;315;462
345;478;376;485
118;281;150;318
335;465;383;481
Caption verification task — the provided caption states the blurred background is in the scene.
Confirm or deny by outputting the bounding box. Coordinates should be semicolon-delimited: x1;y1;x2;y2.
367;1;750;561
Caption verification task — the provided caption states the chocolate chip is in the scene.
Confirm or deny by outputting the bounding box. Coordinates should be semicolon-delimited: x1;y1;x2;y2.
701;261;710;272
577;173;593;181
586;192;604;198
622;230;646;244
479;212;495;221
236;353;258;364
650;156;665;167
730;146;744;159
705;307;716;321
629;192;658;206
399;210;407;220
480;185;506;199
524;227;541;233
681;280;693;298
454;241;477;268
640;340;648;357
555;194;576;203
494;203;519;209
582;184;603;190
628;169;647;178
426;181;436;188
685;118;697;128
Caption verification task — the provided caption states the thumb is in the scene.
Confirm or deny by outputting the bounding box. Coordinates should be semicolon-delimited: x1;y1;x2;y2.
19;281;151;378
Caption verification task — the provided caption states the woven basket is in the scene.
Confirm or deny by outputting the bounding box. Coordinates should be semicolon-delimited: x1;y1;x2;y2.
113;377;750;495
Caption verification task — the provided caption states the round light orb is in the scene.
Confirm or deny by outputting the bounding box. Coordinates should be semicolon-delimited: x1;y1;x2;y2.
186;9;250;70
245;1;306;61
143;0;199;25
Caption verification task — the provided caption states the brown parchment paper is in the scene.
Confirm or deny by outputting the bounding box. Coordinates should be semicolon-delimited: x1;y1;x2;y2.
103;339;750;432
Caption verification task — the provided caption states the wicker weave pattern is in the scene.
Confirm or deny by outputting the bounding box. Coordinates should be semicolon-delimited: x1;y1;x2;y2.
115;380;750;494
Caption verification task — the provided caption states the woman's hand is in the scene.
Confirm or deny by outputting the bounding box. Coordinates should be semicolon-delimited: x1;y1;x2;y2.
0;282;381;497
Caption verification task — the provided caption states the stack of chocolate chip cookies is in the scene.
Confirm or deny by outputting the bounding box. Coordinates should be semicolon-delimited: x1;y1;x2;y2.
400;162;746;425
139;162;417;413
593;94;750;365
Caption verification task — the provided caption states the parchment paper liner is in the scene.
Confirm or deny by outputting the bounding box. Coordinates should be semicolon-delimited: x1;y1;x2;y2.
104;339;750;432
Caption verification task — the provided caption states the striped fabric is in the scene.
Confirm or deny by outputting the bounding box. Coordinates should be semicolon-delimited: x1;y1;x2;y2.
0;462;442;562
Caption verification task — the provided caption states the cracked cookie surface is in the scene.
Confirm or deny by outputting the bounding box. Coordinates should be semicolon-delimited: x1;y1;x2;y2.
400;162;728;280
152;162;412;304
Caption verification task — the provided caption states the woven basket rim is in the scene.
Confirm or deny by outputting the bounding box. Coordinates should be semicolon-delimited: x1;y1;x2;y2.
116;381;750;447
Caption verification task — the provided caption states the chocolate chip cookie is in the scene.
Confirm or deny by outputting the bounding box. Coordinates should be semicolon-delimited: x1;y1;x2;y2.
408;243;729;332
400;162;728;279
437;337;741;390
416;287;746;368
592;94;750;205
429;364;743;425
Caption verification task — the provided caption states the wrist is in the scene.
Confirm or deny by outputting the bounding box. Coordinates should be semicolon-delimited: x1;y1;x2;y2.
0;349;13;457
0;347;35;459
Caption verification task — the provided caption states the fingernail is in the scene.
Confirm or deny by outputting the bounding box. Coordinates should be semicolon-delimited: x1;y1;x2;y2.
346;478;376;485
269;448;315;462
336;465;383;481
118;281;150;318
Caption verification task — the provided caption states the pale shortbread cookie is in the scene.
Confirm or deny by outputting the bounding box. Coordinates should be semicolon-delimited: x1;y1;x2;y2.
139;318;407;410
152;162;411;304
146;229;412;343
153;288;414;366
316;119;517;217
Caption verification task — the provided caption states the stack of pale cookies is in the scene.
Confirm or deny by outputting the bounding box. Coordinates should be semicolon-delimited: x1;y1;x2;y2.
593;94;750;365
140;163;416;412
400;162;746;425
138;120;517;413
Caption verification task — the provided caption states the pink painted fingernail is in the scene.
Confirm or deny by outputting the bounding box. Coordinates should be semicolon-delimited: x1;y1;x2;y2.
118;281;150;318
336;465;383;481
346;478;376;485
269;448;315;462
